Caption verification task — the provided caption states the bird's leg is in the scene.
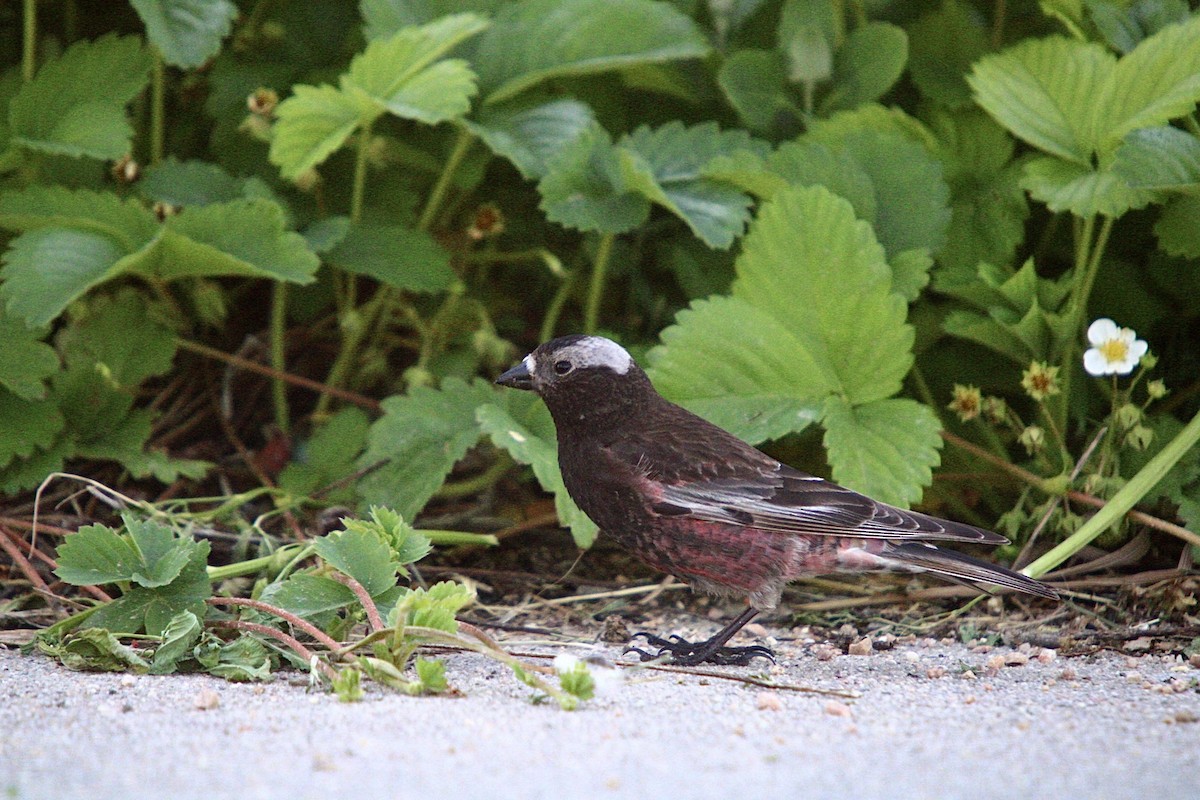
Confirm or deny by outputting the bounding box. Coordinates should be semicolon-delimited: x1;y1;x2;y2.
625;606;774;666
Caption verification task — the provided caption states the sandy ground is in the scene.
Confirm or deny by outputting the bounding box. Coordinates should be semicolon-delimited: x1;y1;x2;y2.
3;631;1199;800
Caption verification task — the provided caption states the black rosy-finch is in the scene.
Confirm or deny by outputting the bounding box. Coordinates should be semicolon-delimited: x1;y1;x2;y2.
497;335;1058;666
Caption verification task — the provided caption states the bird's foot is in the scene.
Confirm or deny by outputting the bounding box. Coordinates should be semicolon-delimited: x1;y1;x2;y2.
624;632;775;667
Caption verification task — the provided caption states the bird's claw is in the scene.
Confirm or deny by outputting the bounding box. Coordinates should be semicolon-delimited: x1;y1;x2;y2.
624;631;775;667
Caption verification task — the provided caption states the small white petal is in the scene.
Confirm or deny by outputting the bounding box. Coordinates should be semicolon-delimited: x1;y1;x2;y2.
1129;339;1148;360
1087;318;1119;346
553;653;581;674
1083;348;1110;376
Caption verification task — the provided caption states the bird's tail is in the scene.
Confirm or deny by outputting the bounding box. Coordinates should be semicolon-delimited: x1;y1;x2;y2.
884;542;1059;599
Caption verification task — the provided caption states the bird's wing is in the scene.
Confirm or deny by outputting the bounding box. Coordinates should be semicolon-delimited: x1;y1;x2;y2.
601;398;1006;545
650;466;1007;545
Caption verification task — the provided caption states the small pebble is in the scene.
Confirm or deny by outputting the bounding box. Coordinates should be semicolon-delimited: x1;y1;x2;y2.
960;670;977;680
756;692;782;712
1004;652;1030;667
984;654;1005;674
119;675;135;688
848;637;873;656
1059;667;1078;681
824;700;852;718
903;651;920;663
812;644;839;662
743;623;769;638
193;689;220;711
1189;654;1200;670
925;667;947;679
963;695;976;705
1036;648;1057;664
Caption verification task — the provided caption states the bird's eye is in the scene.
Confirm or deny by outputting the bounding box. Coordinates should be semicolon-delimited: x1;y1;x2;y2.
553;359;573;375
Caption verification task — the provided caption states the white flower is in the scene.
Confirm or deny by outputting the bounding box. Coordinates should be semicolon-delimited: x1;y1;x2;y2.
1083;318;1148;376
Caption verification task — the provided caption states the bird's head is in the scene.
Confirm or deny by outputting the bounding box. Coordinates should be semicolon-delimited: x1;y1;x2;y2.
496;335;649;407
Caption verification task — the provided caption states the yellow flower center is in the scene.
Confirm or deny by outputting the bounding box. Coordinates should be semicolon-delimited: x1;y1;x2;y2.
1100;339;1129;363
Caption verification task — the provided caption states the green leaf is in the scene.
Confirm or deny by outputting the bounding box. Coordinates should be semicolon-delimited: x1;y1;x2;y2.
328;222;455;292
1112;126;1200;192
206;635;273;681
54;515;204;589
157;199;320;283
0;185;158;246
717;49;793;134
312;525;401;596
269;84;364;180
821;22;908;113
476;0;710;104
414;657;449;693
1021;156;1154;217
357;377;497;519
0;390;64;469
1154;195;1200;257
260;573;357;617
617;122;756;249
393;580;473;632
762;140;877;216
55;289;177;389
538;125;649;234
86;541;212;636
54;524;145;586
39;628;151;672
130;0;237;69
1095;16;1200;153
652;185;914;452
906;0;990;107
149;610;203;675
341;506;432;570
731;185;911;404
649;296;830;443
466;96;596;179
0;228;132;327
0;438;70;495
0;189;316;326
343;14;488;123
0;311;58;400
821;396;943;508
362;0;502;39
968;36;1111;164
832;129;951;259
139;158;246;207
8;34;152;159
929;109;1029;272
476;395;598;547
279;407;371;501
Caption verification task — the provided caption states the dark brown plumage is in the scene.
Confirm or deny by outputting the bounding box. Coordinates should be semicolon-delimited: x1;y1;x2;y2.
497;334;1057;665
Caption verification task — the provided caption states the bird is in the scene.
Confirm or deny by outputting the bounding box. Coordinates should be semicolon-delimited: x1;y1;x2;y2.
496;334;1058;666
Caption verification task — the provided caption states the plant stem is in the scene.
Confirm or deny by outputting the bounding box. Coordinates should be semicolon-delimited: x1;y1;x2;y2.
22;0;36;82
418;125;475;232
432;454;513;500
350;123;372;225
270;282;290;434
991;0;1006;48
583;233;616;335
1023;407;1200;577
1056;214;1114;431
540;270;577;343
149;48;166;164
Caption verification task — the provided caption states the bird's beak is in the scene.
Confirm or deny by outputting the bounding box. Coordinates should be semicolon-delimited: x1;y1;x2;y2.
496;360;534;390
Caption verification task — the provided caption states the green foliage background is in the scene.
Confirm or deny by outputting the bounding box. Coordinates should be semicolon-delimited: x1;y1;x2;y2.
2;0;1199;563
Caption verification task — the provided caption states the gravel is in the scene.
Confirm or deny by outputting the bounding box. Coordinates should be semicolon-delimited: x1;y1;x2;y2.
3;632;1199;800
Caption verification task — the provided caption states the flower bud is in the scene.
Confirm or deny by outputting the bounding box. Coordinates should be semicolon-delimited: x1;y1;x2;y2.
1147;380;1168;400
1126;424;1154;451
1114;403;1141;431
1018;425;1045;454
